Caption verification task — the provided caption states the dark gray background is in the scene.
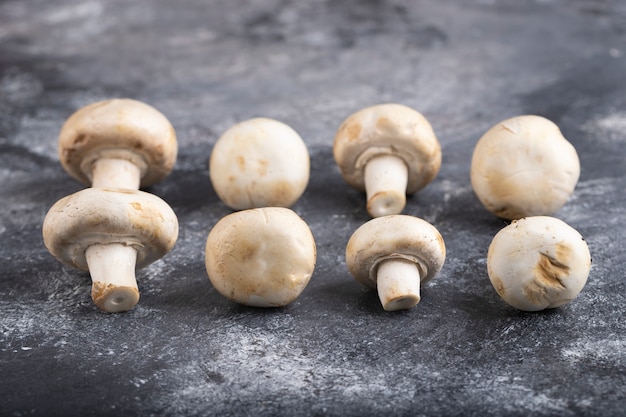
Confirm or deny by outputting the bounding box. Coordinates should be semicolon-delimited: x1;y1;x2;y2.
1;1;625;416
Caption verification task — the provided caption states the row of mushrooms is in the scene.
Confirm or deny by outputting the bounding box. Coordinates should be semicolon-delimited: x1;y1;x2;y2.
337;107;590;312
42;100;591;314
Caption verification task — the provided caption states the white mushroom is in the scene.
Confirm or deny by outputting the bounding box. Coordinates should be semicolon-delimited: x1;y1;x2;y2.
43;188;179;313
487;216;591;311
333;104;441;218
58;98;177;190
471;115;580;220
345;215;446;311
209;118;310;210
205;207;316;307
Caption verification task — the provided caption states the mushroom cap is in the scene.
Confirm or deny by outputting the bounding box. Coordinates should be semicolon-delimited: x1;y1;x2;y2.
209;117;310;210
58;98;178;188
43;188;179;270
487;216;591;311
333;103;441;194
205;207;316;307
470;115;580;220
346;215;446;289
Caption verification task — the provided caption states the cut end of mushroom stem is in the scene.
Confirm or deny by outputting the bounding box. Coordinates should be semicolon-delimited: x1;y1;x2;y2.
376;258;421;311
91;158;142;190
364;154;409;217
85;243;139;313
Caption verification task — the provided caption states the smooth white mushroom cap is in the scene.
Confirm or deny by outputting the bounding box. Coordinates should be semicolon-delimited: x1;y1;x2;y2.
209;118;310;210
42;188;179;271
333;103;441;194
471;115;580;220
205;207;316;307
345;215;446;289
487;216;591;311
58;98;178;188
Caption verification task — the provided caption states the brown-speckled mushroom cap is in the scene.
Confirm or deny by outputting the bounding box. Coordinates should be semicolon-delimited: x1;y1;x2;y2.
333;103;441;193
346;215;446;289
487;216;591;311
470;115;580;220
58;98;177;188
42;188;179;270
209;117;310;210
205;207;316;307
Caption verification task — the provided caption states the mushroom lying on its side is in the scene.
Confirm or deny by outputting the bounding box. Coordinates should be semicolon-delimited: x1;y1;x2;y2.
333;104;441;218
58;98;178;190
471;115;580;220
345;215;446;311
487;216;591;311
43;188;179;313
205;207;316;307
209;118;310;210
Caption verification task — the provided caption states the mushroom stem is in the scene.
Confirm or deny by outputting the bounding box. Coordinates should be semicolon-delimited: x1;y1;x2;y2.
85;243;140;313
376;258;421;311
91;158;141;190
364;154;408;217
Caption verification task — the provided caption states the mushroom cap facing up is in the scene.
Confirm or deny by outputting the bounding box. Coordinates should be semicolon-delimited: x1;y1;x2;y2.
346;215;446;289
470;115;580;220
333;103;441;194
487;216;591;311
43;187;179;271
209;118;310;210
205;207;316;307
58;98;178;188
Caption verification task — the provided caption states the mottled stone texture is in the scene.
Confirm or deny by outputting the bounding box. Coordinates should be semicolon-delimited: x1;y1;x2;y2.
1;1;625;416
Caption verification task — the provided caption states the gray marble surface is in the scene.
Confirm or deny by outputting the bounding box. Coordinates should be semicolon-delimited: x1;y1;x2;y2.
1;1;625;416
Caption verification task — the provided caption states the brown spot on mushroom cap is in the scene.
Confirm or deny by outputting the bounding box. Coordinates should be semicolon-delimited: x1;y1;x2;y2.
487;216;591;311
257;159;269;176
490;275;506;297
58;98;178;188
42;188;178;270
524;247;571;305
342;120;362;142
236;156;245;171
209;118;310;210
536;247;571;286
345;215;446;289
204;207;316;307
333;103;441;193
470;115;580;220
